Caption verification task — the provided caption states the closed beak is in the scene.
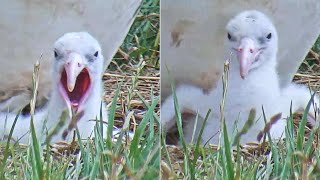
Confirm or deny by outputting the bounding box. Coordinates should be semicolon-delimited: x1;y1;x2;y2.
236;37;258;79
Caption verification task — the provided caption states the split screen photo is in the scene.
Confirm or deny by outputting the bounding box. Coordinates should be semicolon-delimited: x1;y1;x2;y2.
0;0;320;179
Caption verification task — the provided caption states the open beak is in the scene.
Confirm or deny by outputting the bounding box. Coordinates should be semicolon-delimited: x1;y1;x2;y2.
64;52;85;92
236;37;260;79
60;52;91;112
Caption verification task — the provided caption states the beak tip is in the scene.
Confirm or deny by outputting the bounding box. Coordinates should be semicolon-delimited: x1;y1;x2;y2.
240;73;246;80
67;85;75;92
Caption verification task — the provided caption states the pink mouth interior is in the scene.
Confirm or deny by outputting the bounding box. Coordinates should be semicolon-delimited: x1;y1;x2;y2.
60;68;91;110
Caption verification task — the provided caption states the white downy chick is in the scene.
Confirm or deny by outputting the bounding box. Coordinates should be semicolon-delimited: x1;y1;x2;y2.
0;32;114;143
161;10;318;144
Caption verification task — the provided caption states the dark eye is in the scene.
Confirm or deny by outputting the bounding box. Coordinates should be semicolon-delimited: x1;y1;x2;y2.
227;33;232;40
54;50;58;58
266;33;272;39
94;51;99;57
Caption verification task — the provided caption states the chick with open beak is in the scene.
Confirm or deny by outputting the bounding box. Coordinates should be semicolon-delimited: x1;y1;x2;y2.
49;32;105;141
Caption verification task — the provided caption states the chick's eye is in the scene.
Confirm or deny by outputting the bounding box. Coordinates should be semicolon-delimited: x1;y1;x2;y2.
266;33;272;39
54;50;58;58
227;33;232;40
94;51;99;57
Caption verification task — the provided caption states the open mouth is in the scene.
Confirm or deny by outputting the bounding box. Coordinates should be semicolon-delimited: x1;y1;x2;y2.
60;68;91;111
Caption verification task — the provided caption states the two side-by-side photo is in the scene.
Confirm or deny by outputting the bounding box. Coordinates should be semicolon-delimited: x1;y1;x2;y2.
0;0;320;179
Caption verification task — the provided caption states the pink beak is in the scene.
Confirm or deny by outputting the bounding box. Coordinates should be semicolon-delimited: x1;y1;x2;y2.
236;37;258;79
64;52;85;92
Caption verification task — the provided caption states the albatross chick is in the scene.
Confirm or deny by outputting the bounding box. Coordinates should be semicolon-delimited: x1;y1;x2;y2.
1;32;113;143
161;10;319;144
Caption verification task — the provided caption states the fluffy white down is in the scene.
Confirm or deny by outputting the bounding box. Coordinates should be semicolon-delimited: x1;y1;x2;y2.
0;32;114;144
161;10;319;144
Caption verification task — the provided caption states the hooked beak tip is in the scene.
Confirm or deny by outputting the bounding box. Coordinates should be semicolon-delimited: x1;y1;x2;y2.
240;71;248;79
67;84;75;92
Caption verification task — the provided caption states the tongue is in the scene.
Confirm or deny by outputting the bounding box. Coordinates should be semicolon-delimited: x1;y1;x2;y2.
71;102;79;109
61;68;91;110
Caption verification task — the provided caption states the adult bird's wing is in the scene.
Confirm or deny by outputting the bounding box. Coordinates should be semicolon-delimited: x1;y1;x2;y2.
161;0;320;98
0;0;142;112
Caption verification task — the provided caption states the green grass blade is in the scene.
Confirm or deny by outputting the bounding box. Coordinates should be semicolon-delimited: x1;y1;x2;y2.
0;112;21;179
106;84;121;149
297;93;315;151
223;119;234;180
30;116;44;180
